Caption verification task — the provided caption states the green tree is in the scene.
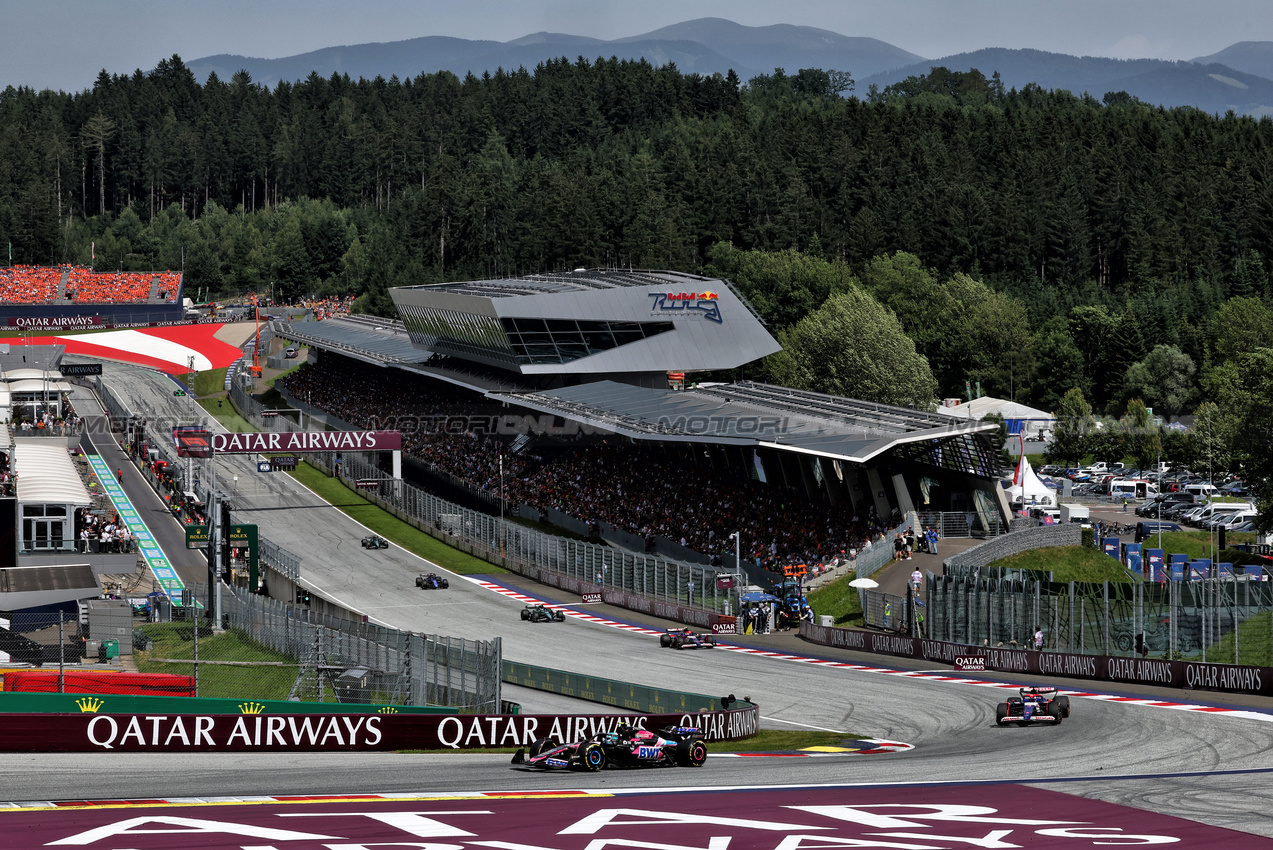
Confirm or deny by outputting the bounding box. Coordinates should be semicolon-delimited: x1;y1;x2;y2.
704;243;856;331
1225;352;1273;530
1045;387;1094;467
1120;399;1162;470
765;289;937;408
1121;344;1196;421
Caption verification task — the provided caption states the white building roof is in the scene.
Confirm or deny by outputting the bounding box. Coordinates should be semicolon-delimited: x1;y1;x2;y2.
14;439;92;506
4;368;52;381
935;396;1054;422
6;379;75;394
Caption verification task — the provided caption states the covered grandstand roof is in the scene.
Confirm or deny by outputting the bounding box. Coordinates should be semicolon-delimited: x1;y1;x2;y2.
7;379;75;394
489;380;995;464
14;439;92;506
272;317;431;367
410;269;749;300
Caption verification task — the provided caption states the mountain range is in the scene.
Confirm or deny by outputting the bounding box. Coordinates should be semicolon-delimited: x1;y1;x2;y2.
185;18;1273;116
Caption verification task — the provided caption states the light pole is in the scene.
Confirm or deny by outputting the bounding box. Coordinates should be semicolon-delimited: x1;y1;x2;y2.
1156;493;1167;553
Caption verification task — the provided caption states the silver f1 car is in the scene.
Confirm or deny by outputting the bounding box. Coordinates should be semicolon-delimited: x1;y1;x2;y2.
512;723;707;771
996;686;1071;726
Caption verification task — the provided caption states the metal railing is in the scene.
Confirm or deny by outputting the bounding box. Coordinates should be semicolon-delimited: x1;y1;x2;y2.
158;582;501;710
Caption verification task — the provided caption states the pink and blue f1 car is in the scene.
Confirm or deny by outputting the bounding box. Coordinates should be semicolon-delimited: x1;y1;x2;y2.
996;686;1071;726
511;724;707;771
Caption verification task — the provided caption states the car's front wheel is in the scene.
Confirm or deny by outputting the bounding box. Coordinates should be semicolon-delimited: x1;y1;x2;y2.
995;704;1010;726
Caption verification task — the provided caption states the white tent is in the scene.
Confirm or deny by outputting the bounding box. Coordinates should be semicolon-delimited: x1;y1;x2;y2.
1005;449;1056;507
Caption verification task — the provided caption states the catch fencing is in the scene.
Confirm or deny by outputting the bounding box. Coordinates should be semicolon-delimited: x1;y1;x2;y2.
154;583;502;710
914;510;1005;540
926;567;1273;666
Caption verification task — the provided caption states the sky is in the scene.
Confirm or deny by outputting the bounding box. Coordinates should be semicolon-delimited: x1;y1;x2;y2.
3;0;1272;93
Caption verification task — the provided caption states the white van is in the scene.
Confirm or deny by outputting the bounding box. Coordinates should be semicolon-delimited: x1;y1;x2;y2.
1108;478;1158;499
1184;483;1217;499
1190;502;1254;527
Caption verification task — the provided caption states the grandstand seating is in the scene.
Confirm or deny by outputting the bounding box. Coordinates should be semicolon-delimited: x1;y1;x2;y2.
0;266;180;305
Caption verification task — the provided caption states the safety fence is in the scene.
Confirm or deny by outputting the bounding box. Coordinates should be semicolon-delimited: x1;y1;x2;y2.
152;582;502;711
924;569;1273;666
914;510;1005;540
502;661;752;714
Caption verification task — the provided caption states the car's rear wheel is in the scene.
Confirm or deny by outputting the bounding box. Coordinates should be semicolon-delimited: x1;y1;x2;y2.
579;742;606;771
529;737;557;758
677;738;708;766
1056;696;1071;718
995;704;1010;726
553;610;564;621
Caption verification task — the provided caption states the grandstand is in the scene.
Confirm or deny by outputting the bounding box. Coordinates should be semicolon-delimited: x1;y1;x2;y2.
271;269;1009;569
0;265;183;328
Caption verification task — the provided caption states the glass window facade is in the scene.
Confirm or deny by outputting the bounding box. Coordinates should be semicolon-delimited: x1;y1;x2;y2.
399;302;674;366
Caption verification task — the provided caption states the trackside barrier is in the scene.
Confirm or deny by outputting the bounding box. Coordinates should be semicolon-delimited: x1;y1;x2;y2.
503;661;753;715
798;621;1273;698
0;692;454;715
0;706;760;751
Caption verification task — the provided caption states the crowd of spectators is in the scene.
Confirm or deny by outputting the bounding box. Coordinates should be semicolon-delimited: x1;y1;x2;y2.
0;266;63;303
299;294;356;321
0;265;180;305
278;357;896;571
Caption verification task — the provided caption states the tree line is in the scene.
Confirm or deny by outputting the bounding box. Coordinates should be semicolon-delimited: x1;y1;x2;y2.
1;58;1272;410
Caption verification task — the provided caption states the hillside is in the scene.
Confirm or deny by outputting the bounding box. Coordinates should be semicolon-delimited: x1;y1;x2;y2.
860;47;1273;115
1191;41;1273;81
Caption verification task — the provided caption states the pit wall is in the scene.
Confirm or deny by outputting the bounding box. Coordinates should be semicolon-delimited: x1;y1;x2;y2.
799;621;1273;698
0;706;760;752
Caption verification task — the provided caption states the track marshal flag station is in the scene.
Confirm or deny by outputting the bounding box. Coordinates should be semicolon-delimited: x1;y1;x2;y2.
210;430;402;453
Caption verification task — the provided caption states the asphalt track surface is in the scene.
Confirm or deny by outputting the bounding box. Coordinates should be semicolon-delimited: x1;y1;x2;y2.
4;364;1272;838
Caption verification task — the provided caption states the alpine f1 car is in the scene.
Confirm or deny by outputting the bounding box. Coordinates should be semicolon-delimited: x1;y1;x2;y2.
512;724;707;771
521;603;566;622
659;627;716;649
996;686;1071;726
415;572;449;589
361;535;389;549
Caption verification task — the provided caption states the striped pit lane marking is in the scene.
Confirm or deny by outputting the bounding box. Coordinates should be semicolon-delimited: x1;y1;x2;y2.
472;577;1273;723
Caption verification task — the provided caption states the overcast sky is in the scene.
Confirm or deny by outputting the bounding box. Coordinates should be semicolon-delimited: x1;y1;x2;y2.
4;0;1270;93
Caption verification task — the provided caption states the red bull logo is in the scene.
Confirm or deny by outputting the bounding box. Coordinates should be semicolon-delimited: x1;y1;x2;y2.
649;291;723;323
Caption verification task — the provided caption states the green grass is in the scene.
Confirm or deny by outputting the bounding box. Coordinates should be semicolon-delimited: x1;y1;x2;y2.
808;573;868;627
988;546;1132;583
1202;610;1273;667
135;623;301;700
198;397;257;432
193;367;228;397
1152;531;1259;561
289;461;503;575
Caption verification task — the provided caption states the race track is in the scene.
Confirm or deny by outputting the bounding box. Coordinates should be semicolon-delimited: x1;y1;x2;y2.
4;363;1270;838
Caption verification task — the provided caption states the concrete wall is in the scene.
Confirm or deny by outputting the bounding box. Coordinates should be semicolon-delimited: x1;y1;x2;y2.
943;523;1082;572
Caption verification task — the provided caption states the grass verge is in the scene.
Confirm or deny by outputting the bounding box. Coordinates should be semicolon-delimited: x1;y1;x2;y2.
1149;531;1259;562
1203;610;1273;666
193;367;228;397
198;397;257;433
289;461;503;575
988;546;1132;583
135;622;301;700
808;573;868;628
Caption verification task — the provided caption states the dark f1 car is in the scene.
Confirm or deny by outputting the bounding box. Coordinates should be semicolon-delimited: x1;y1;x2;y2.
361;535;389;549
415;572;449;589
996;686;1071;726
512;724;707;771
659;627;716;649
521;603;566;622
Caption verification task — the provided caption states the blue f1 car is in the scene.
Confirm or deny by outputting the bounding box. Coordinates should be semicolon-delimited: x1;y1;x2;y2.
415;573;449;589
996;686;1071;726
659;627;717;649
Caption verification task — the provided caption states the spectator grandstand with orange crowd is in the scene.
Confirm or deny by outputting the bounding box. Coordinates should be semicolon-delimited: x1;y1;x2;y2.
0;266;64;303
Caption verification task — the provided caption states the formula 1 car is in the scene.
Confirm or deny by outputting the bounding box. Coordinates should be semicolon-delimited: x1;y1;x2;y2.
659;627;717;649
511;724;707;771
521;603;565;622
415;572;449;589
995;686;1071;726
361;535;389;549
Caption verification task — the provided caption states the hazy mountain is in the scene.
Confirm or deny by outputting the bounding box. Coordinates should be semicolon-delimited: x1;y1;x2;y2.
1191;41;1273;81
615;18;924;79
859;48;1273;115
186;18;923;89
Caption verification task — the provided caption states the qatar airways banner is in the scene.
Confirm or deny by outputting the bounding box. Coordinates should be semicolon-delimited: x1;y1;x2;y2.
210;430;401;454
800;621;1273;697
0;706;757;752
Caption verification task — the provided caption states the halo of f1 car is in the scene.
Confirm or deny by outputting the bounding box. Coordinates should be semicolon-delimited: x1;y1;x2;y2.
415;572;449;589
361;535;389;549
521;603;566;622
995;686;1071;726
659;627;717;649
512;723;707;771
